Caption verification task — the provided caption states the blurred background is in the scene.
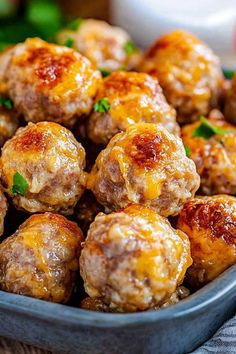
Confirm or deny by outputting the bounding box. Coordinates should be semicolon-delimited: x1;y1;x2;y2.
0;0;109;51
0;0;235;70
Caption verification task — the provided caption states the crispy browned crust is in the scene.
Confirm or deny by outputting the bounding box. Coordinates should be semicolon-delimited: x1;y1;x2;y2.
0;213;84;303
139;30;223;124
177;195;236;288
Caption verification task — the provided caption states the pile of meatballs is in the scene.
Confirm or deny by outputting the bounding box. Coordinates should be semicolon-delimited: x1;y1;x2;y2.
0;18;235;313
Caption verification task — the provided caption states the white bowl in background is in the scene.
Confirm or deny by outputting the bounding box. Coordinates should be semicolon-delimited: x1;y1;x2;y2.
111;0;236;70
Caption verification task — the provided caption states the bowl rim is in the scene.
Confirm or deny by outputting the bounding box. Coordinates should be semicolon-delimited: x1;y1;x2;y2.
0;265;235;328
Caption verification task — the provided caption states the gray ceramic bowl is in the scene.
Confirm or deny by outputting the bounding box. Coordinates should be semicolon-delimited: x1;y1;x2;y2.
0;265;235;354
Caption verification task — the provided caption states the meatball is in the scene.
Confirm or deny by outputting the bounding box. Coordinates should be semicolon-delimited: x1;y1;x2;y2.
181;112;236;195
87;71;179;146
225;73;236;124
0;122;86;214
138;30;224;124
0;213;84;302
177;195;236;288
0;106;19;147
80;204;192;312
88;123;200;216
0;189;7;237
80;286;190;312
57;19;141;72
0;47;14;95
1;38;101;128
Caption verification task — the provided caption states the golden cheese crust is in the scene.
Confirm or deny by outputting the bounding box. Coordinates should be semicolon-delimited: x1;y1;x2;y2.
177;195;236;288
225;74;236;124
0;213;84;302
88;71;179;145
2;38;101;127
57;19;142;72
181;112;236;195
138;30;223;124
88;123;200;216
80;204;192;312
0;122;86;214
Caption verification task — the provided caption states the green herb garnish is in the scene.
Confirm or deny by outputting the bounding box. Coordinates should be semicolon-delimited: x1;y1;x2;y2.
94;97;111;113
184;145;191;157
63;38;74;48
0;96;13;109
67;18;83;31
124;40;137;55
223;70;235;80
10;172;28;196
100;70;110;78
192;116;231;140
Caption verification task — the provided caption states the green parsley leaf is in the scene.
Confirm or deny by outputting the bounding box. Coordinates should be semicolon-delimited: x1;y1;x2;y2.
192;116;231;140
67;18;83;31
63;38;74;48
223;70;235;80
0;96;13;109
10;172;28;197
100;70;110;78
184;145;191;157
124;40;137;55
94;97;111;113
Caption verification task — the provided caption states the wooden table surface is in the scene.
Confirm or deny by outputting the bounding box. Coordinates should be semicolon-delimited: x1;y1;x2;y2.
0;1;108;353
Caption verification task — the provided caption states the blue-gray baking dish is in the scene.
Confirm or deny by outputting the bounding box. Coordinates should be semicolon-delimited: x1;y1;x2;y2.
0;265;235;354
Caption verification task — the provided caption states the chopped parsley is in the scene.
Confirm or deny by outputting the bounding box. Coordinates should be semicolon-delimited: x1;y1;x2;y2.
10;172;28;197
192;116;231;140
100;70;110;78
223;70;235;80
67;18;83;31
184;145;191;157
63;38;74;48
94;97;111;113
0;96;13;109
124;40;137;55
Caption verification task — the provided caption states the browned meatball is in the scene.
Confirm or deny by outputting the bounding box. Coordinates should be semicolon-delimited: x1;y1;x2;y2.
181;112;236;195
88;71;179;146
139;30;224;124
1;38;101;128
80;204;192;312
0;122;86;214
0;213;84;302
57;19;142;72
177;195;236;288
0;189;7;236
225;74;236;124
80;286;190;312
0;106;19;147
88;123;200;216
0;47;13;95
